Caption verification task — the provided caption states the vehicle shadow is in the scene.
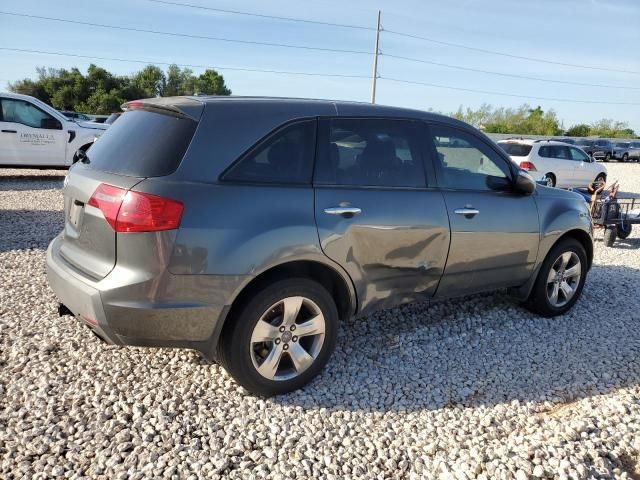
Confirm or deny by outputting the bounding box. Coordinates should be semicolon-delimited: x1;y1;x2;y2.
0;176;64;191
0;209;64;252
276;263;640;412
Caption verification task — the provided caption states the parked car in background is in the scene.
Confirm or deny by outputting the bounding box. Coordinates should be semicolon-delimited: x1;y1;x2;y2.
613;141;640;162
47;96;594;396
575;139;595;157
498;138;607;188
60;111;92;122
592;139;615;161
105;112;121;125
1;92;108;168
553;137;576;145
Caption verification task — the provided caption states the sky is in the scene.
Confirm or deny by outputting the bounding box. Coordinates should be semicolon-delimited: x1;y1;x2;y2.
1;0;639;131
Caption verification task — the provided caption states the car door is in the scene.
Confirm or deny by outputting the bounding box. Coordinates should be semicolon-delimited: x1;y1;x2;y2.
313;117;451;315
569;146;596;186
0;97;67;166
426;123;539;298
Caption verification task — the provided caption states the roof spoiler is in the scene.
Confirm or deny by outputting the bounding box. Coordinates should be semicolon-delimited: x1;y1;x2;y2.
120;98;204;121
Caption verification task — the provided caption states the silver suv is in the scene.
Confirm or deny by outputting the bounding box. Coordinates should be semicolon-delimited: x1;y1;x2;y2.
47;97;593;396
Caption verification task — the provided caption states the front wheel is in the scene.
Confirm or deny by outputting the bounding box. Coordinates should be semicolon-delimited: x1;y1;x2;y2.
218;278;339;396
525;238;587;317
622;153;629;163
605;153;612;162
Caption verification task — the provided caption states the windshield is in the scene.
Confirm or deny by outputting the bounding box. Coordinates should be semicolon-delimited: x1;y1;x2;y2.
85;109;198;177
498;143;532;156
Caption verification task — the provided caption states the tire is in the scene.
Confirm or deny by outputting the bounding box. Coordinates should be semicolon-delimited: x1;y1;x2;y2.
544;173;556;188
218;278;339;396
594;174;606;188
525;238;588;317
617;223;632;240
622;153;629;163
605;152;612;162
604;227;617;247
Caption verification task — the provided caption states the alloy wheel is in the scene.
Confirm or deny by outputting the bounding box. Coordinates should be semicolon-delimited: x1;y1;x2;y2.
546;251;582;308
250;296;326;381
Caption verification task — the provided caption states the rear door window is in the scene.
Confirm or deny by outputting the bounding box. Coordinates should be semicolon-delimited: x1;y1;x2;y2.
314;118;426;188
223;120;316;184
86;109;198;177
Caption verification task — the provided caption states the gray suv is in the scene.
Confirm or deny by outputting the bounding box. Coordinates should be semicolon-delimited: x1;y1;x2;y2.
47;97;593;396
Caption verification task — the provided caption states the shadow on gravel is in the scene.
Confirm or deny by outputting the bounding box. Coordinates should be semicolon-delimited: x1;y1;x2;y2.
0;209;63;252
0;176;64;191
276;264;640;413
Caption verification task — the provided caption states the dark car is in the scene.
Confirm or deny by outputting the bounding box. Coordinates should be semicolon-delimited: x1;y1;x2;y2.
47;97;593;396
553;138;576;145
592;139;615;161
613;141;640;162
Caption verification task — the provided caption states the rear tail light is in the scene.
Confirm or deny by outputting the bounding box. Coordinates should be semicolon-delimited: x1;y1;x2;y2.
519;161;537;171
87;183;183;232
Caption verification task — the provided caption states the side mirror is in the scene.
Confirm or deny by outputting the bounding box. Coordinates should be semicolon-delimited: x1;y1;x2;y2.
514;170;536;194
41;118;62;130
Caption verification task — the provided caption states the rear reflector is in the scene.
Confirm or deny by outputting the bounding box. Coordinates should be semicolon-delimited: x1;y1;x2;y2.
88;183;183;233
519;161;537;171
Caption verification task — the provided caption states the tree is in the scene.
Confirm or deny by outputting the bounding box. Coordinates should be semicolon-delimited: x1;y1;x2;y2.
566;124;590;137
454;104;562;136
8;64;232;115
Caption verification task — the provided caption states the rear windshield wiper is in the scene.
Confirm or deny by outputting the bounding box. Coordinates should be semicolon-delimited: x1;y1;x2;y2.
77;150;90;164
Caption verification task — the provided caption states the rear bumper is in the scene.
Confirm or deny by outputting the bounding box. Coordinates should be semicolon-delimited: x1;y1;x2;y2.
46;234;250;357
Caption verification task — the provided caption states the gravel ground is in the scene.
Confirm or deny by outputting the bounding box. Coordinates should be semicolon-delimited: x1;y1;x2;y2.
1;165;640;479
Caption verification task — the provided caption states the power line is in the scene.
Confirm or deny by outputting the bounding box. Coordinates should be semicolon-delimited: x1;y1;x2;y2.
0;47;370;79
0;11;371;55
380;77;640;106
147;0;374;30
383;29;640;75
382;53;640;90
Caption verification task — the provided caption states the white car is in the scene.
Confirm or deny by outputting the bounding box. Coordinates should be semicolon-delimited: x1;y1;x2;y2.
0;92;108;168
497;138;607;188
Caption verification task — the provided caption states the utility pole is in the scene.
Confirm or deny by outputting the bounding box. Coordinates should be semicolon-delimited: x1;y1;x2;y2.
370;10;381;104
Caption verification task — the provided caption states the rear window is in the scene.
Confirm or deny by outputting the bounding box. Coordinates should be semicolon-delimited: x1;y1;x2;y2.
86;109;198;177
498;143;532;156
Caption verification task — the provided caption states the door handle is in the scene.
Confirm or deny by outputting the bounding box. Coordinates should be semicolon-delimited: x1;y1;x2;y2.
454;208;479;216
1;129;17;133
324;206;362;217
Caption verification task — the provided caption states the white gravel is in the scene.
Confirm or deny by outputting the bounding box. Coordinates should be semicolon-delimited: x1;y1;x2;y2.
1;165;640;479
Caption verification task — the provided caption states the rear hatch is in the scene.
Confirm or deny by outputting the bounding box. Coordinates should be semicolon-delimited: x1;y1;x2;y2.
59;98;202;280
497;142;532;167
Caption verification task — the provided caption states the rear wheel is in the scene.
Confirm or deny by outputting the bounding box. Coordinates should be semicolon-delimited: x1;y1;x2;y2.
617;223;632;240
218;278;338;396
604;227;617;247
545;173;556;188
594;174;606;188
525;238;587;317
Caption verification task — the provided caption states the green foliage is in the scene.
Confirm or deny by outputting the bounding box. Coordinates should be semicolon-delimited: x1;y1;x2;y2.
9;64;232;115
453;104;562;136
453;104;637;138
585;119;636;138
565;124;590;137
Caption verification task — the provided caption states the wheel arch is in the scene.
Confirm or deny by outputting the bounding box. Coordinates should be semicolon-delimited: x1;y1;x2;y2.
207;259;357;359
509;227;593;301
